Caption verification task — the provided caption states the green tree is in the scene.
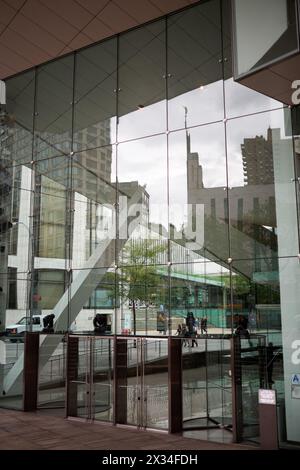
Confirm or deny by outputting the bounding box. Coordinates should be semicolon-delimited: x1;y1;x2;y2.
119;239;167;335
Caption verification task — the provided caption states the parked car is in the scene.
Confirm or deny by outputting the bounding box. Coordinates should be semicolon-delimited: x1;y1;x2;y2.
5;315;77;341
5;315;43;342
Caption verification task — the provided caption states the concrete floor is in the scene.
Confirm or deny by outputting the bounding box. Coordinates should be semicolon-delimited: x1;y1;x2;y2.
0;408;255;450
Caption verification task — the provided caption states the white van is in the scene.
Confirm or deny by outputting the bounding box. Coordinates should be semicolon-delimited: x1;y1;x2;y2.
5;315;77;341
5;315;43;342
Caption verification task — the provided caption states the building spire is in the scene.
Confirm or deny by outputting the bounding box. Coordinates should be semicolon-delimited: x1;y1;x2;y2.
183;106;191;156
184;106;188;129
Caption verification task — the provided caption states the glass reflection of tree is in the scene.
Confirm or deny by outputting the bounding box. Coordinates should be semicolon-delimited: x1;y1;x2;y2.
119;240;167;335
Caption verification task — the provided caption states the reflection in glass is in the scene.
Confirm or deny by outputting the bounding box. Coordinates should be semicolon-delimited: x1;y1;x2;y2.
118;265;168;336
69;268;116;335
72;145;116;268
169;123;229;263
118;20;166;141
1;0;300;445
182;337;232;431
38;176;67;259
38;335;66;412
170;262;229;335
225;78;282;119
231;258;282;343
74;38;117;151
168;0;223;131
4;70;35;167
34;56;74;160
114;337;168;429
117;135;168;265
227;109;296;259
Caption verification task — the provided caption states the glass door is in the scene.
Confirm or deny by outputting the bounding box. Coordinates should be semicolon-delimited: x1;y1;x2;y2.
182;336;232;434
116;336;168;430
143;338;168;430
92;337;113;423
239;335;267;442
206;337;232;429
67;335;91;419
67;335;114;422
182;337;208;428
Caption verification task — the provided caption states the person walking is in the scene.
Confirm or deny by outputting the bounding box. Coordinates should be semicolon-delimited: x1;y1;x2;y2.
181;324;189;347
201;317;208;334
191;329;198;347
176;324;182;336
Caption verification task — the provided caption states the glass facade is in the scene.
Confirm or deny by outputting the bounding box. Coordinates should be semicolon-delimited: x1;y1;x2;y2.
0;0;300;445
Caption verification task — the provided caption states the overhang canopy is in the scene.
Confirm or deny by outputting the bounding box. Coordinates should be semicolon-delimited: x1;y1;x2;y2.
0;0;199;79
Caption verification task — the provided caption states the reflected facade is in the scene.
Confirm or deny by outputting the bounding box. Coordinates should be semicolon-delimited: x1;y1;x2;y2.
1;0;300;445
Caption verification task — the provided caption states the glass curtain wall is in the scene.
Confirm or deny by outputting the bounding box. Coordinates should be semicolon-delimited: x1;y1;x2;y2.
0;0;299;444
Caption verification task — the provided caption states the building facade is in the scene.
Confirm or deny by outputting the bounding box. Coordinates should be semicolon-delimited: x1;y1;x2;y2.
0;0;300;447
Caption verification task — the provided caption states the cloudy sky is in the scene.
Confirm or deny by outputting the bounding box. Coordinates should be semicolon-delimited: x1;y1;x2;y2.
116;77;289;232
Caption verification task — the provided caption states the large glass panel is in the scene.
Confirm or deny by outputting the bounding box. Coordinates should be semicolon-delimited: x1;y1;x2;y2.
68;268;116;336
231;258;284;439
231;258;282;344
67;336;90;419
115;337;168;430
206;337;232;432
0;163;14;332
118;20;166;142
3;71;35;168
291;106;300;249
72;145;117;269
225;79;283;120
167;0;223;131
233;0;298;76
38;334;66;414
0;272;29;410
182;336;232;442
227;108;297;260
34;55;74;160
74;38;117;151
239;335;267;443
171;261;230;337
37;175;67;259
143;337;168;430
2;271;30;334
117;134;168;266
182;337;208;428
169;123;229;263
93;336;114;422
66;335;114;422
2;165;23;257
0;343;24;410
33;270;66;311
118;265;168;336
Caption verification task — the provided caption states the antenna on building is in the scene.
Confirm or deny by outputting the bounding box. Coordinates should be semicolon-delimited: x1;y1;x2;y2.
183;106;188;129
183;106;191;156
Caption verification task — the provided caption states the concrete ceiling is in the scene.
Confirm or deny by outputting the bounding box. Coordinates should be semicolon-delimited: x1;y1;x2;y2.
0;0;199;79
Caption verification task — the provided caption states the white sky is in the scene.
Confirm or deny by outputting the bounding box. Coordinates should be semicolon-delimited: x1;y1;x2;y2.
116;78;287;231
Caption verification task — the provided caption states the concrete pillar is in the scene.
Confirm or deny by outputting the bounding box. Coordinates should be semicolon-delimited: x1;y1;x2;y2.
273;127;300;443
